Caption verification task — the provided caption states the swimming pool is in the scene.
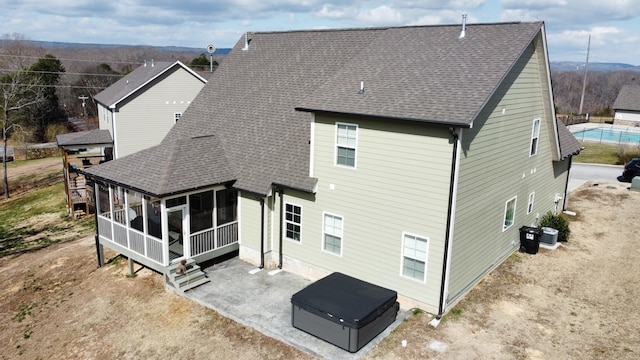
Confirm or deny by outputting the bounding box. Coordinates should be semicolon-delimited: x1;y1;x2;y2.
572;127;640;144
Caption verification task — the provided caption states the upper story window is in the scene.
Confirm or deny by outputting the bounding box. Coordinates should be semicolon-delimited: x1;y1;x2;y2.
530;118;541;156
174;113;182;123
335;123;357;168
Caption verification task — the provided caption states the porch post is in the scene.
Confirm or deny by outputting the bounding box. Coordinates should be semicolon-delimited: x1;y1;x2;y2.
93;182;104;268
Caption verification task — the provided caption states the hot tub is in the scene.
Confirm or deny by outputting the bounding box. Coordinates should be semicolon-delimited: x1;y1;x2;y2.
291;272;399;353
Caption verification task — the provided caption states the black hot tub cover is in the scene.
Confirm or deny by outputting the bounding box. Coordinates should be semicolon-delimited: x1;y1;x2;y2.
291;272;398;329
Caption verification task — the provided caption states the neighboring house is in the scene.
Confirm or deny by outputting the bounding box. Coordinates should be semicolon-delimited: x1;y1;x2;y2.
93;60;208;159
84;22;582;314
612;85;640;127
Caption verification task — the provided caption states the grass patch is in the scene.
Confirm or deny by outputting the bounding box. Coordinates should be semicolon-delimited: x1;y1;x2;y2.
574;141;640;165
574;142;621;164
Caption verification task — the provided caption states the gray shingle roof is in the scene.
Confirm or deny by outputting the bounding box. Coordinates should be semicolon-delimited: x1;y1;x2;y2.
55;129;113;147
296;22;543;126
556;121;583;159
93;61;206;108
87;22;555;196
84;135;234;197
612;85;640;112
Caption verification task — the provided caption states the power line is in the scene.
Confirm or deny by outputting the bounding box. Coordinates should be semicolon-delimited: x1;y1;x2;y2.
0;53;145;65
0;68;124;77
0;82;109;90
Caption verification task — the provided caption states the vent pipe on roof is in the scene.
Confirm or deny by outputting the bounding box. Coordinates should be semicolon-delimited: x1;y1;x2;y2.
151;59;154;67
144;60;147;67
242;33;249;51
459;14;467;39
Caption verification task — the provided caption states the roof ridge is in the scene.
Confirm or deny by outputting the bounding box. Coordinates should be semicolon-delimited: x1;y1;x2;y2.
158;138;182;195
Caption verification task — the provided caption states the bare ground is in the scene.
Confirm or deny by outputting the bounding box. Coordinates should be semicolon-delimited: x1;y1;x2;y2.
1;159;639;359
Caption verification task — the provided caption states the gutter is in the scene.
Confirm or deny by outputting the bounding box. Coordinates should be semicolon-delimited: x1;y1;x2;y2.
432;127;460;326
91;181;103;268
259;197;265;269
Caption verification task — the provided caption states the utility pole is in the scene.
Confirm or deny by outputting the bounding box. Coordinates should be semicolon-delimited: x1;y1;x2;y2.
78;95;89;118
578;35;591;116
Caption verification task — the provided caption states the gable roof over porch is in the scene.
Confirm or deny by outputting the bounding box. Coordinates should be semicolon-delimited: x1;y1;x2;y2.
85;134;235;197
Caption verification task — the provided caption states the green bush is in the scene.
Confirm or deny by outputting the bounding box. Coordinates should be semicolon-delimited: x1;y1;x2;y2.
539;211;571;242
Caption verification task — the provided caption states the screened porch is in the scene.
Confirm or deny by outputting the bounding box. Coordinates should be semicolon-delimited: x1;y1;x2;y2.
96;183;238;269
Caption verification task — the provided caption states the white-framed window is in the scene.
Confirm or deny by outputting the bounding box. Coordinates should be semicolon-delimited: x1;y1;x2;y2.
285;203;302;242
527;192;535;214
401;233;429;282
503;196;517;231
335;122;357;168
530;118;541;156
322;212;343;256
174;112;182;123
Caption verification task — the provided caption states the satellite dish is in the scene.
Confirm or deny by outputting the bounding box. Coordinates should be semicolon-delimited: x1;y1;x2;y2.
206;44;216;54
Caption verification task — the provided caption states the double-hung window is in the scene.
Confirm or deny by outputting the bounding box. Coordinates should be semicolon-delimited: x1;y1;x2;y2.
401;233;428;282
530;118;541;156
285;203;302;242
323;213;343;255
335;123;357;168
527;192;535;214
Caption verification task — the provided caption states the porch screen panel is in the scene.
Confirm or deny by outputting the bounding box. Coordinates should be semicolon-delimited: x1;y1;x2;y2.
129;231;145;255
216;189;237;226
190;230;215;256
98;183;111;218
98;215;112;240
127;190;143;231
190;190;214;233
113;186;126;225
146;197;162;239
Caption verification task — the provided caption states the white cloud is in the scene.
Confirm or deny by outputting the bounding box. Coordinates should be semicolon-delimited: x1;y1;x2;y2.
356;5;404;25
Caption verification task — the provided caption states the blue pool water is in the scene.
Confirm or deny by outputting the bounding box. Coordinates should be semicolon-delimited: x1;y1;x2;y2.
572;127;640;144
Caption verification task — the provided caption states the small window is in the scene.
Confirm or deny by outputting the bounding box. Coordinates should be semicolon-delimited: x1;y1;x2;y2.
503;196;517;231
530;118;541;156
174;112;182;123
285;203;302;242
527;192;535;214
401;233;428;282
335;123;357;168
323;213;343;255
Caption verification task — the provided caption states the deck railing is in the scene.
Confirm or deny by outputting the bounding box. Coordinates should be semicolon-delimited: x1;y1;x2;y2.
97;216;238;265
190;221;238;256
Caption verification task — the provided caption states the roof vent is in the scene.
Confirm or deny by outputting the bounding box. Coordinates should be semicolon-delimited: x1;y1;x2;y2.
242;33;249;51
151;59;154;67
459;14;467;39
144;60;147;67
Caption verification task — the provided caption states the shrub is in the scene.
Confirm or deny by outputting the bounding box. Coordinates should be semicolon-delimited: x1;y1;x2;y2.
539;211;571;242
616;143;640;165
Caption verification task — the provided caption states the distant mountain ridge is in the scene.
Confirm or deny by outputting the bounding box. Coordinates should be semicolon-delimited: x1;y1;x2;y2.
10;40;639;71
550;61;640;72
24;40;232;55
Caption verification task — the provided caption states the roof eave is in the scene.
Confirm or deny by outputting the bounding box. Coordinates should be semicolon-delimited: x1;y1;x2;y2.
294;108;472;128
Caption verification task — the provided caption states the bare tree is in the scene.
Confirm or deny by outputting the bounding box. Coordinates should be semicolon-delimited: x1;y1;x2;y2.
1;68;43;198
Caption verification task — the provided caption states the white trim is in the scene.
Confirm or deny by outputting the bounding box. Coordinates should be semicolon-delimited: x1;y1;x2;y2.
284;202;302;243
503;196;517;231
539;23;562;161
400;232;429;283
309;118;315;178
321;212;343;256
334;122;358;169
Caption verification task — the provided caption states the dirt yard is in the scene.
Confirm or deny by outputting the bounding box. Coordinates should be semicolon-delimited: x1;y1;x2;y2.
1;161;639;359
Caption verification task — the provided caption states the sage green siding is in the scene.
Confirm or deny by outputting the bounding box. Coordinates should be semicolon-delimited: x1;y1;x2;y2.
112;68;205;158
448;34;569;303
239;192;262;250
284;114;454;308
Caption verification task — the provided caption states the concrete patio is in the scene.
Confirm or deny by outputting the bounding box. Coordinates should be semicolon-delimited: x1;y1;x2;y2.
172;257;410;359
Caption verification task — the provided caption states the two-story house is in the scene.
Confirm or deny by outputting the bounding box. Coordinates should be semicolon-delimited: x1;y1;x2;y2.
84;22;582;315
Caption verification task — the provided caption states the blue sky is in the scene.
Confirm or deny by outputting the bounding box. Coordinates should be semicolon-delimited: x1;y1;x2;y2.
1;0;639;65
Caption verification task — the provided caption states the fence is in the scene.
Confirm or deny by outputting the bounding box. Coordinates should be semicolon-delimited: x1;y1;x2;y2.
571;126;640;146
